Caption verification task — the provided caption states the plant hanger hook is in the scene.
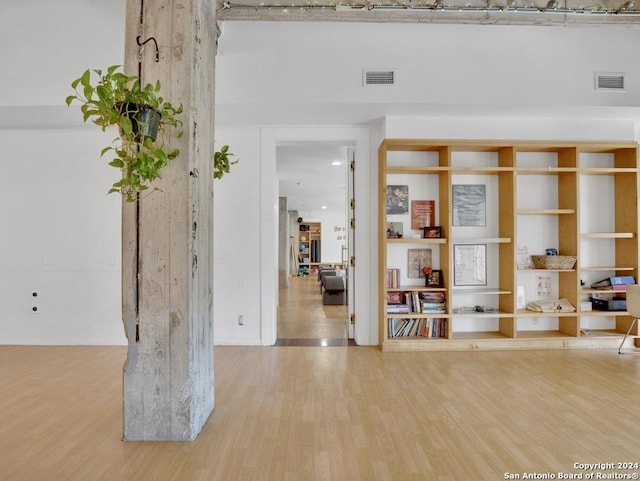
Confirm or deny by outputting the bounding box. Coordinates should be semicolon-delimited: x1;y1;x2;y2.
136;36;159;62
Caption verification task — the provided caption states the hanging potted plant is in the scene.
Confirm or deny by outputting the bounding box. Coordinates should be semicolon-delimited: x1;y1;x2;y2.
213;145;238;179
66;65;183;202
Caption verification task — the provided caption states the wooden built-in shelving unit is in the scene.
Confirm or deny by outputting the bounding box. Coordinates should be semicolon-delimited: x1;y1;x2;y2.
298;222;321;273
378;139;640;351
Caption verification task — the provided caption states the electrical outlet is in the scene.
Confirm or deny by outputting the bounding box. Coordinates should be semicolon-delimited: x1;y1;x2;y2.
31;291;39;314
238;315;244;326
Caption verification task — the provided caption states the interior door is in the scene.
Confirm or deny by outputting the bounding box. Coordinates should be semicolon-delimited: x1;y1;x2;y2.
346;146;355;339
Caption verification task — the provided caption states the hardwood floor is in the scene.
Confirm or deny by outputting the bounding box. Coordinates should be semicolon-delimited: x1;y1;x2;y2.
2;344;640;480
277;274;348;342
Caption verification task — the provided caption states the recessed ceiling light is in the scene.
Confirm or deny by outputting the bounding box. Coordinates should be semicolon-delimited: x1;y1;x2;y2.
321;205;328;210
331;161;342;166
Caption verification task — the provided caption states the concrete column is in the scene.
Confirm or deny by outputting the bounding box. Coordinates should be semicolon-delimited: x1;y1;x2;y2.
122;0;215;441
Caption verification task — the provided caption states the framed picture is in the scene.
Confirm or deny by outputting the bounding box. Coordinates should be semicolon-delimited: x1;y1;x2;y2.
386;222;403;239
453;244;487;286
452;184;486;226
407;248;432;279
411;200;435;230
423;226;443;239
386;185;409;215
426;269;444;288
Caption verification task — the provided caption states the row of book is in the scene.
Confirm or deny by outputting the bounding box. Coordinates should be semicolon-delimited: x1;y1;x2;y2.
387;290;446;314
388;318;447;338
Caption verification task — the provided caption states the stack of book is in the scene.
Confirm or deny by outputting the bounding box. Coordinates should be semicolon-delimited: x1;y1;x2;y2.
386;268;400;288
420;291;446;314
387;304;410;314
591;276;635;290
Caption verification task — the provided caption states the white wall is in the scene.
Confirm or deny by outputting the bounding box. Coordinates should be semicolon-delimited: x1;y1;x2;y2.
297;209;347;264
0;0;125;107
0;129;124;344
0;0;125;345
212;126;264;345
3;4;640;345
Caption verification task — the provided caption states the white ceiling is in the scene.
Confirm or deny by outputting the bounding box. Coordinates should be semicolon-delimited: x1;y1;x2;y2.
276;142;351;212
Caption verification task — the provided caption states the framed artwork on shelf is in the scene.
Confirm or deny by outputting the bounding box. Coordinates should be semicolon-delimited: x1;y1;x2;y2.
407;248;432;279
452;184;486;226
386;185;409;215
411;200;435;230
423;226;443;239
425;269;444;288
453;244;487;286
386;222;403;239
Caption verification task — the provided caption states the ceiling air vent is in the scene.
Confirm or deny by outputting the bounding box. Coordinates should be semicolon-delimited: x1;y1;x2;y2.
595;72;625;91
363;69;396;86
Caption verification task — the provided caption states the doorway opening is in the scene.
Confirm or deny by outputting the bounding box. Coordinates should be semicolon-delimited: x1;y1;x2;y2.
275;142;355;346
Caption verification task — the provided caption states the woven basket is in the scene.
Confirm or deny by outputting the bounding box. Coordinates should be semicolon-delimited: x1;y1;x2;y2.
531;255;577;270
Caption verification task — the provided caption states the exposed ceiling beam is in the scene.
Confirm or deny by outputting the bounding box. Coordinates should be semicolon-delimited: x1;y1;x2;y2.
216;2;640;25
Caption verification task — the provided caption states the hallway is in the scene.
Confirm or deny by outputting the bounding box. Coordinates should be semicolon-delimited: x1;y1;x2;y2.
276;274;351;345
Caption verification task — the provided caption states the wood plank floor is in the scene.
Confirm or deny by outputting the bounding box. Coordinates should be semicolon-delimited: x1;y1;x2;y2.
277;274;348;342
2;344;640;480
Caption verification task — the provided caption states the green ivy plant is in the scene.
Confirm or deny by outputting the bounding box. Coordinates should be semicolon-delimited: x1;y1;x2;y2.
214;145;238;179
66;65;183;202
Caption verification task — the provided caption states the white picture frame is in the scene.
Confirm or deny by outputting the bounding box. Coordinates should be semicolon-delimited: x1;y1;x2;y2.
453;244;487;286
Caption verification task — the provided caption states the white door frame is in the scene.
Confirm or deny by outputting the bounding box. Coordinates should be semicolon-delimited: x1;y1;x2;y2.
259;126;372;345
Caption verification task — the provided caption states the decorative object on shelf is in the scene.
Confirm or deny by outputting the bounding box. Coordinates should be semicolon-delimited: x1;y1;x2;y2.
424;268;444;288
386;185;409;215
455;305;498;313
213;145;238;179
592;295;627;311
526;298;576;313
411;200;435;230
536;275;552;298
453;244;487;286
517;245;530;270
517;286;526;309
386;222;403;239
530;255;577;270
452;184;486;226
407;248;432;279
66;65;184;202
422;266;431;286
423;226;443;239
